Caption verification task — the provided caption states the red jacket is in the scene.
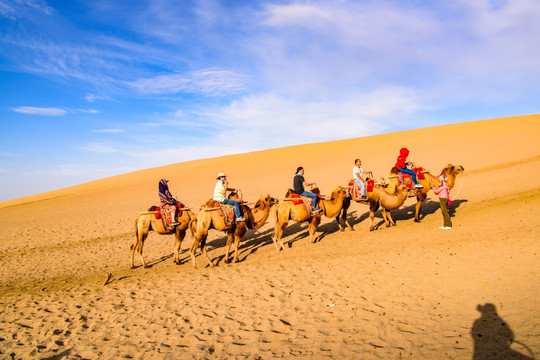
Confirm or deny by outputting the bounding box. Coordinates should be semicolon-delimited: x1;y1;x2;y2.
395;148;409;169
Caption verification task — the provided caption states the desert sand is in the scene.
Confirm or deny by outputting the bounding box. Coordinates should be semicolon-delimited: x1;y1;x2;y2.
0;114;539;359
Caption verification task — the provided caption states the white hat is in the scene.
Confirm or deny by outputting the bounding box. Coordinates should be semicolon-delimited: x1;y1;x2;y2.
216;172;227;179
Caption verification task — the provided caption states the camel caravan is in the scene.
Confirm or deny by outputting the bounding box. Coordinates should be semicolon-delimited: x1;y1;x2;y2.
131;149;464;270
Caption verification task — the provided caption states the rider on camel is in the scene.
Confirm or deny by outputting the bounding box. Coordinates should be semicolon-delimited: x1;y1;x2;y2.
395;148;423;189
293;166;322;214
159;179;181;226
214;172;246;222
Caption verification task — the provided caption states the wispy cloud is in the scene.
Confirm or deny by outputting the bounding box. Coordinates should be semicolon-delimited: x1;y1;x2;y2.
78;143;122;153
10;106;67;116
127;69;246;95
0;0;53;20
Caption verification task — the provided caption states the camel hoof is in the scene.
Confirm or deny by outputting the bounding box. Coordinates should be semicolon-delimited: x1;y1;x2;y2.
130;265;137;269
143;264;151;268
414;219;421;223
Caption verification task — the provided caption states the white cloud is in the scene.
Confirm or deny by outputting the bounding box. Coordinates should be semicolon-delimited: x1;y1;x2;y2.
10;106;67;116
78;109;100;114
127;69;246;95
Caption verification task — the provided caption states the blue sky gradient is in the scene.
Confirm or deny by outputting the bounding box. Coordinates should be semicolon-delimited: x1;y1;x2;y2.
1;0;539;201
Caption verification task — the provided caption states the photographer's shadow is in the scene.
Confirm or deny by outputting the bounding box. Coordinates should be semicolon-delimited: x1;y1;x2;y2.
471;303;535;360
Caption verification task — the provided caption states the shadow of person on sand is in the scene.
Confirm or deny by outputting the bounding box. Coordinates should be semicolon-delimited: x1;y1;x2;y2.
471;303;535;360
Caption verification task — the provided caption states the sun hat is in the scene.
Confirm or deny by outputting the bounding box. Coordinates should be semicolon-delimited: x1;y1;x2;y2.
216;172;227;179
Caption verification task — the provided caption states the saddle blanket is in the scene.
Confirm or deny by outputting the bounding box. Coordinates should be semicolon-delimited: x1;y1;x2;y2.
154;203;184;231
213;201;236;227
398;167;426;190
290;193;322;216
347;180;363;201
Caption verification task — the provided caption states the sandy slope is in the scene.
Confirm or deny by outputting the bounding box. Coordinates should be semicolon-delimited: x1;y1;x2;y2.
0;114;539;359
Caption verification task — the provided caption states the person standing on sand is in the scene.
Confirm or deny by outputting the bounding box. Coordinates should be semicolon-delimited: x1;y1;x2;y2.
293;166;322;214
214;172;246;222
353;159;373;199
158;179;180;226
431;174;452;230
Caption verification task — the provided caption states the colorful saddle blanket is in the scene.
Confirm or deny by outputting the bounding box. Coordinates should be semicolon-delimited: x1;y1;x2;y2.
213;201;237;227
154;203;184;231
347;180;363;201
397;167;426;190
290;193;322;217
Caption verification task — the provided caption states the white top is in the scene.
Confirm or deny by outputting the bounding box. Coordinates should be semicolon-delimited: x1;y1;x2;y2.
353;166;364;181
213;180;226;202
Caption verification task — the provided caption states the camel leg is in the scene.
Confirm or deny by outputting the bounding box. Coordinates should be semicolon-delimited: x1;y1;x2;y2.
339;197;354;231
131;222;150;268
415;193;427;222
308;217;321;243
232;226;247;263
381;209;391;227
273;221;288;251
385;209;396;226
224;232;234;264
189;235;201;268
199;235;214;268
173;228;185;264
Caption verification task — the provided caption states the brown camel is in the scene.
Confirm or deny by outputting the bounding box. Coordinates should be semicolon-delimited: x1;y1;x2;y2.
190;194;278;268
367;184;410;231
272;186;348;251
131;205;196;269
385;164;464;222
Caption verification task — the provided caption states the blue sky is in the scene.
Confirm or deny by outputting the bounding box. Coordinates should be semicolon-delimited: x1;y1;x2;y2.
1;0;539;201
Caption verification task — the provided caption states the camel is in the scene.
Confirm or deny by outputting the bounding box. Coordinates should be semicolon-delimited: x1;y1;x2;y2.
367;184;410;231
271;186;348;251
190;193;278;268
385;164;464;222
131;205;196;269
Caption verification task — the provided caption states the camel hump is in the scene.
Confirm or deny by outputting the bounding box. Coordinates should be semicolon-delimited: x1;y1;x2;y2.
148;205;158;211
285;189;295;197
390;167;399;175
202;198;215;208
311;187;320;195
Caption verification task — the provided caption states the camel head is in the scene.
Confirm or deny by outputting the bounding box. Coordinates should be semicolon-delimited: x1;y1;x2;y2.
442;164;465;177
397;185;410;199
333;186;349;200
254;194;279;209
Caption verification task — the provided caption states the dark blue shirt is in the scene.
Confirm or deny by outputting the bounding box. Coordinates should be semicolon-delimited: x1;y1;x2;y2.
293;174;305;194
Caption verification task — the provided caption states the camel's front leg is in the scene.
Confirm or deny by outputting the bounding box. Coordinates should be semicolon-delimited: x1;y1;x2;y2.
385;209;396;226
224;232;234;264
369;210;377;231
232;234;241;263
308;217;321;243
173;229;185;264
415;193;427;222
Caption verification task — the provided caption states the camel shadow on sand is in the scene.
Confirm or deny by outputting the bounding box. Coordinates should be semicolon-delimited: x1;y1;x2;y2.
471;303;535;360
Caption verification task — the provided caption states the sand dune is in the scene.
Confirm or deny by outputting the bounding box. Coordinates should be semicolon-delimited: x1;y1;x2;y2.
1;114;539;359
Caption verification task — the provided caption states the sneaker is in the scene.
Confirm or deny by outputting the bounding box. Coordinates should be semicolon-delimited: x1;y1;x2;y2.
443;226;452;230
312;208;322;214
236;216;246;222
415;184;424;189
170;221;180;226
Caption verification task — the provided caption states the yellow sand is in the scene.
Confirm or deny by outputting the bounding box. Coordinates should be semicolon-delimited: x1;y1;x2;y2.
1;114;538;359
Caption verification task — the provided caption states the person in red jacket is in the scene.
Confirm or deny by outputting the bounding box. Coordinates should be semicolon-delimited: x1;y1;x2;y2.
395;148;423;189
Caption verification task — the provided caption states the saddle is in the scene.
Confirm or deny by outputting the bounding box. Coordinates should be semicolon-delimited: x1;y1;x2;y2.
213;201;236;226
347;179;363;202
396;167;426;190
153;203;184;231
289;193;322;217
